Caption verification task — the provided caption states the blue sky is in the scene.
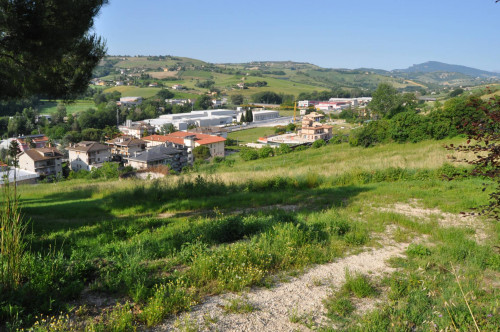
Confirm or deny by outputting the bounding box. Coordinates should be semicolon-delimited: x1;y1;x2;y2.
93;0;500;71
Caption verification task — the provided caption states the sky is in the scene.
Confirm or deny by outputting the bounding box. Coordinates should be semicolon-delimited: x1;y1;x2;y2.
93;0;500;71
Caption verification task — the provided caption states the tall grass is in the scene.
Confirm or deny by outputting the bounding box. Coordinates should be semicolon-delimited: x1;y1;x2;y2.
0;180;27;288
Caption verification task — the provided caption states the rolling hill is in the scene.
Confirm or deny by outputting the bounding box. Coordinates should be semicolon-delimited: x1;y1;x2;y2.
94;56;500;99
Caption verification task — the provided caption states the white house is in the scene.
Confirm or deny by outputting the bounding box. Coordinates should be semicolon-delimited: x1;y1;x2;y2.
67;141;112;171
17;147;63;177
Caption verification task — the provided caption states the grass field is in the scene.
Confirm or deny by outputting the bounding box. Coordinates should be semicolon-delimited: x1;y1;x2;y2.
103;86;162;98
228;127;277;144
39;100;96;114
1;138;498;331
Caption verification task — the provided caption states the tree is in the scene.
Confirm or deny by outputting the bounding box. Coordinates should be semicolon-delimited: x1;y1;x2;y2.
160;123;176;135
195;95;212;110
231;94;244;105
369;83;400;118
0;0;109;101
156;89;174;100
193;145;211;160
447;96;500;220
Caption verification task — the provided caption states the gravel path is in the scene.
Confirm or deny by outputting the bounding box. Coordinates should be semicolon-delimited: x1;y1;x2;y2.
152;239;409;331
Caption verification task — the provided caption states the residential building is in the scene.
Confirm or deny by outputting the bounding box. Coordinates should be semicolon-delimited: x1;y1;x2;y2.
187;126;228;138
172;84;184;90
105;136;146;159
142;131;226;158
119;96;143;106
118;120;155;138
165;99;192;106
67;141;112;171
16;134;49;152
17;147;63;177
126;144;188;172
299;113;333;142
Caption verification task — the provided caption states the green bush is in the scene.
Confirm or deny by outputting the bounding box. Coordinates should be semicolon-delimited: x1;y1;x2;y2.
259;146;274;158
239;147;259;161
311;139;326;149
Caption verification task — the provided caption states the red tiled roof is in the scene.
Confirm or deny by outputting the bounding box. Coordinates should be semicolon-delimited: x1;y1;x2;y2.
144;132;226;146
166;131;226;145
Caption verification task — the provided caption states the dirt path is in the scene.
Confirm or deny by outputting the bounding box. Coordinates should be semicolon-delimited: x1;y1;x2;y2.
152;237;409;331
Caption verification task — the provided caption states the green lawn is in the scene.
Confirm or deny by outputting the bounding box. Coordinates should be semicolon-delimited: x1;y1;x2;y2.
228;127;278;144
38;100;96;114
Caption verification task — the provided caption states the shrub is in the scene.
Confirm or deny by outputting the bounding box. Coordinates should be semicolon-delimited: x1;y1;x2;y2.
259;146;274;158
311;139;326;149
277;143;291;155
239;148;259;161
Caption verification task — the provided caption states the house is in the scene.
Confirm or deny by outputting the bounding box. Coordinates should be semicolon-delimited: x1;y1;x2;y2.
165;99;191;106
187;126;228;138
118;120;155;138
126;144;188;172
172;84;184;90
105;135;146;159
299;113;333;142
17;147;63;177
15;134;50;152
236;82;245;89
119;97;143;106
148;82;158;87
67;141;112;171
142;131;226;158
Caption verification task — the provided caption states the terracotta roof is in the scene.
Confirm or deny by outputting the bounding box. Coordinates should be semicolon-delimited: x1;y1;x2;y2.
166;131;226;145
142;135;170;143
106;136;146;147
16;135;49;144
0;161;7;167
67;141;110;153
21;148;63;162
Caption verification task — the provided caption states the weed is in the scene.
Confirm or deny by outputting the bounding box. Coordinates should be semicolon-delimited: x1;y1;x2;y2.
223;296;257;314
342;269;377;298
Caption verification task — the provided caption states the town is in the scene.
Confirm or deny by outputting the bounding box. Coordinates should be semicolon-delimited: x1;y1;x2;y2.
0;95;373;185
1;1;499;331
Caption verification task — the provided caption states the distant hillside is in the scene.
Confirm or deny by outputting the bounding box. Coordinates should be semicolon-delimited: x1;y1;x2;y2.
396;61;500;79
93;57;500;98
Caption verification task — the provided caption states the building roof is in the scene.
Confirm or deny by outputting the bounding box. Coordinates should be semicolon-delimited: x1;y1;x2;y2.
166;131;226;145
21;147;63;162
67;141;110;153
0;161;7;167
127;144;183;163
106;136;146;147
143;132;226;146
16;134;49;144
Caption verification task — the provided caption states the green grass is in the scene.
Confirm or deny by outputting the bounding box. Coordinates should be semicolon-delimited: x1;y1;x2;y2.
38;100;95;114
1;137;498;331
103;86;163;98
228;127;278;144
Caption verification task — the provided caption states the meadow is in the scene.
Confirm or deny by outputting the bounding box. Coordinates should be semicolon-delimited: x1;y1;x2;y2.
38;100;96;115
1;138;498;331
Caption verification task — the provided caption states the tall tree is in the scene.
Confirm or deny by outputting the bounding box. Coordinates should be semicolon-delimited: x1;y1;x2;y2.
0;0;109;101
369;83;400;118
